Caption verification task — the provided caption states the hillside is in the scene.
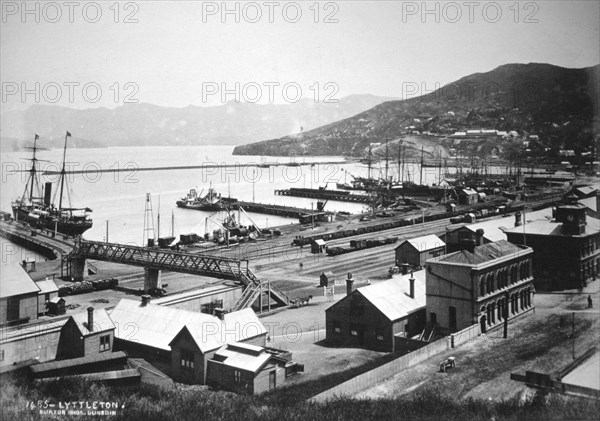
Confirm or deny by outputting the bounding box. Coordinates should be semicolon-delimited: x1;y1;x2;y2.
233;63;599;157
0;94;395;151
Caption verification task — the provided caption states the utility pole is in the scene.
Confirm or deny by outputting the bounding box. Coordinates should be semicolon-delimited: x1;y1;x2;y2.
106;220;109;243
572;312;575;360
503;292;509;339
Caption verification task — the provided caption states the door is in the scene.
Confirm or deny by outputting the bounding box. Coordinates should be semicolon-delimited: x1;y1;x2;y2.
7;297;20;321
269;371;276;390
449;306;457;331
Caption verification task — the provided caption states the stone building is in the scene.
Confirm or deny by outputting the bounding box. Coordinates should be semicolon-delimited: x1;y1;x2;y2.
503;201;600;290
425;240;534;335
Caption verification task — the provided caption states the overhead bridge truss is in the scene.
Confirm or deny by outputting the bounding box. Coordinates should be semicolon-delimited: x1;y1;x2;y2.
71;239;248;281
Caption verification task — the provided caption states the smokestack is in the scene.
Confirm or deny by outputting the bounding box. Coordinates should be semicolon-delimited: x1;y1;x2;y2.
87;307;94;332
44;182;52;207
346;272;354;296
475;229;485;246
141;294;151;306
409;271;415;299
514;211;522;227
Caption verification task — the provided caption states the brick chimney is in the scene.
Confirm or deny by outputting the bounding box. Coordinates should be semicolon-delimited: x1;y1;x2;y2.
409;271;415;299
87;307;94;332
346;272;354;296
215;308;226;320
141;294;151;306
514;210;522;227
475;229;485;246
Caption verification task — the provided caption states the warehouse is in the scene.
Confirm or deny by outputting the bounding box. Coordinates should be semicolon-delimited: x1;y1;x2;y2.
395;234;445;268
325;271;426;352
0;263;40;325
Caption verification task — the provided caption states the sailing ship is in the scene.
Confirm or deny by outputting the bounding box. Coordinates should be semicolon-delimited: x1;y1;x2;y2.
11;132;93;236
176;184;224;211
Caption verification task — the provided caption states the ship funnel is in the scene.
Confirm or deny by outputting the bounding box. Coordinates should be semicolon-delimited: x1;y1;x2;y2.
44;182;52;206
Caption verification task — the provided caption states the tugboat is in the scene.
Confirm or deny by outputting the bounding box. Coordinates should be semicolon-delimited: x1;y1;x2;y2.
11;132;93;236
176;184;224;211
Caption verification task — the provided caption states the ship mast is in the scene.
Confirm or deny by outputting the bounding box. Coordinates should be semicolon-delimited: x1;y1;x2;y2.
57;131;71;212
384;137;389;182
20;134;42;205
419;146;424;186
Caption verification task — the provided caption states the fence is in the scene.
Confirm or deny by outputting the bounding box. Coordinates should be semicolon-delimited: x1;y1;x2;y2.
311;324;480;402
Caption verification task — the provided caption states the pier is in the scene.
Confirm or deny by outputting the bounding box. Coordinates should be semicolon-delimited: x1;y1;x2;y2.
220;198;323;219
274;187;373;203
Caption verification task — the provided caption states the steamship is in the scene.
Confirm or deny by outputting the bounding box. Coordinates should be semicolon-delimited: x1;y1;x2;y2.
11;133;93;236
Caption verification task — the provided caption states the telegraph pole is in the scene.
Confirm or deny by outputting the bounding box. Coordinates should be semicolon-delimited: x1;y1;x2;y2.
503;292;509;339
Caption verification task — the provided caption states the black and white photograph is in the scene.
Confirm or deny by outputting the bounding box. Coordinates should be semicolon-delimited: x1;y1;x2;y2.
1;1;599;419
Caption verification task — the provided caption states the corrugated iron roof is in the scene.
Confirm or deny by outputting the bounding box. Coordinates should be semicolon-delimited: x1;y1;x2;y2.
332;270;426;322
212;342;272;373
70;308;115;337
505;216;600;237
0;263;40;298
438;240;522;265
180;308;267;353
35;279;59;294
398;234;445;252
110;299;266;353
109;298;218;352
31;351;128;374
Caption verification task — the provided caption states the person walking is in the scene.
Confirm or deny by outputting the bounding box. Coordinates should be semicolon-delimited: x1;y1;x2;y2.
588;294;593;308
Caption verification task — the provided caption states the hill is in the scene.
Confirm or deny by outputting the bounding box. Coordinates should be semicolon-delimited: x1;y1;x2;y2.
233;63;600;157
0;94;396;150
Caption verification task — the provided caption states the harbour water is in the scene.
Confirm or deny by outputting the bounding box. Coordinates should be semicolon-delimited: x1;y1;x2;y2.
0;145;507;245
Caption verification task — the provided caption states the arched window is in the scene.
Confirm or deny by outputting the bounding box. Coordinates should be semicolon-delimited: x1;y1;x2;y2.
480;278;486;296
511;265;518;284
497;300;503;321
490;274;495;292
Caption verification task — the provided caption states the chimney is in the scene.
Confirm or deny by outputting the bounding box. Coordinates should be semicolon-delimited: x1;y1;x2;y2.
514;210;522;227
44;182;52;207
400;263;409;275
409;271;415;299
475;229;485;246
87;307;94;332
141;294;151;306
214;308;226;320
346;272;354;296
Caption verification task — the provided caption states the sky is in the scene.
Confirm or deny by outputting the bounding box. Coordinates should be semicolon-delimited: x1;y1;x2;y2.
1;0;599;112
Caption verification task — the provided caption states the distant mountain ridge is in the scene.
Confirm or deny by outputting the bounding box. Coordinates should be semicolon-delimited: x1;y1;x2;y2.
233;63;599;157
0;94;396;151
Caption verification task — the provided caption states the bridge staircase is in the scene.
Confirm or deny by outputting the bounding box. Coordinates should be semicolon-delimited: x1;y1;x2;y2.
231;269;289;312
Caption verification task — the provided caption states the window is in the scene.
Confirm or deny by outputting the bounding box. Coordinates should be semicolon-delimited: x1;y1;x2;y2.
234;369;242;383
99;335;111;352
0;349;4;362
180;350;194;370
333;322;341;334
375;328;384;341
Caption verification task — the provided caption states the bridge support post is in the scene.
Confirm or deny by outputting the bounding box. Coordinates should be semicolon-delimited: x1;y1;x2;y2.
144;268;162;292
70;257;88;282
